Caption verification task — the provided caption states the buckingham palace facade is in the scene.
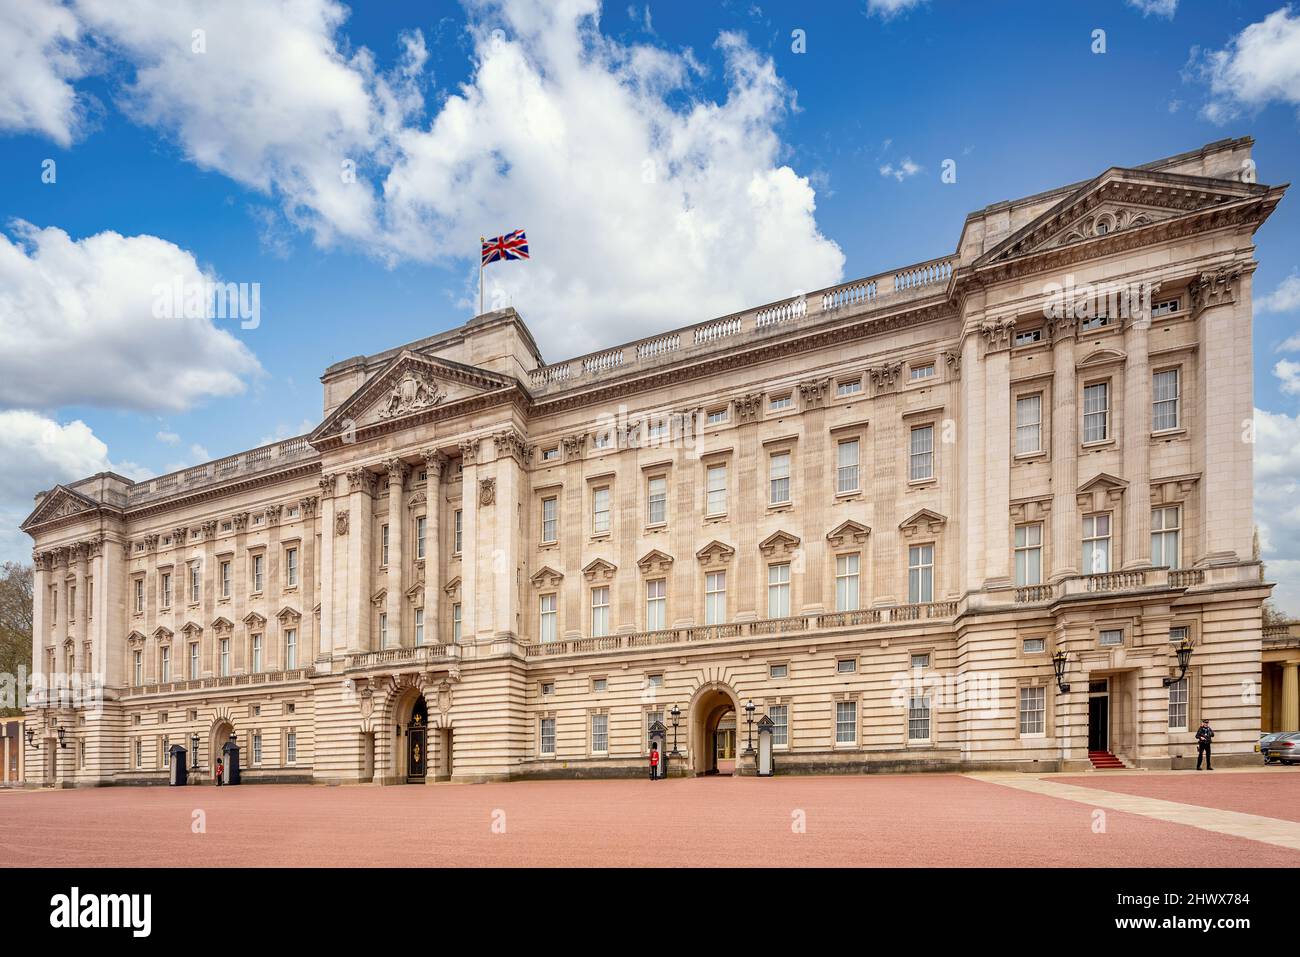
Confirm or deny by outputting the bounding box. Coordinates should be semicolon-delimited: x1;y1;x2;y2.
22;137;1287;785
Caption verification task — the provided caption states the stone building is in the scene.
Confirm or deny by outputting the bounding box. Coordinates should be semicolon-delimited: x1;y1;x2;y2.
22;136;1284;784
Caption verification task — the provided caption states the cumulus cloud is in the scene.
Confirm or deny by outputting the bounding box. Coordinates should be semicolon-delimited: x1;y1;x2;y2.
1275;359;1300;396
1258;270;1300;312
879;158;921;181
1255;407;1300;616
0;0;91;145
0;222;263;412
1126;0;1178;18
1194;7;1300;123
865;0;927;18
64;0;843;356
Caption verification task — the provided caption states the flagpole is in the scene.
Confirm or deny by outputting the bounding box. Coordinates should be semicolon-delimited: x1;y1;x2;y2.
478;236;484;317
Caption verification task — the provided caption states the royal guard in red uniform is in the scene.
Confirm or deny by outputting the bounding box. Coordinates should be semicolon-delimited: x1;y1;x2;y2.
649;746;660;780
215;759;224;787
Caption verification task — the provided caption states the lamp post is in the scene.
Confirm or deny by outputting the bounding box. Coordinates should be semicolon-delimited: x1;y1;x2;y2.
56;726;66;749
669;704;681;756
1163;638;1194;687
1052;650;1071;693
743;699;756;755
25;725;34;749
190;734;200;772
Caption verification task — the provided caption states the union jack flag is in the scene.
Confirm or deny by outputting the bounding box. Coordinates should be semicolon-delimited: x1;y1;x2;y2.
481;229;529;265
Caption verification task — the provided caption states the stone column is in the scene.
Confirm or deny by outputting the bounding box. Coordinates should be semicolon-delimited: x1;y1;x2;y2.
491;429;529;639
1048;317;1079;581
980;319;1015;588
299;496;318;662
72;543;89;676
263;507;283;667
53;548;69;680
1190;264;1253;564
231;512;249;672
422;451;446;643
870;364;902;605
317;475;337;659
385;459;408;646
1283;661;1300;735
345;467;376;652
31;552;48;705
457;439;480;641
1122;296;1153;569
200;521;218;675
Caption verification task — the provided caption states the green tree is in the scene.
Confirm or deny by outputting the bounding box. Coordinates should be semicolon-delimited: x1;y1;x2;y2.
0;562;33;716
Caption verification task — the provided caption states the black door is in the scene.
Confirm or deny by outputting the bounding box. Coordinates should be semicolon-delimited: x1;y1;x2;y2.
1088;695;1109;751
407;698;428;782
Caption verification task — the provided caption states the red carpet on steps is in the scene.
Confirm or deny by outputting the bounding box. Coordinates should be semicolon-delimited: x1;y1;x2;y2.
1088;750;1126;769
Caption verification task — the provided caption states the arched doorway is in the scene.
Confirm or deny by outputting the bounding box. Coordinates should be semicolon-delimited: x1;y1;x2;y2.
393;690;429;783
208;719;234;777
691;686;740;775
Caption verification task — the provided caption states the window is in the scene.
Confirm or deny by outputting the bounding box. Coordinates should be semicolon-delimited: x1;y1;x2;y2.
1099;629;1123;647
1019;686;1046;735
910;363;935;381
252;733;262;765
1152;297;1181;317
1015;328;1043;346
541;496;559;543
769;663;788;679
220;639;230;677
769;452;791;505
286;547;298;587
647;476;667;525
133;578;144;613
835;701;857;744
593;678;607;692
1168;677;1188;731
416;516;427;560
378;614;388;650
592;487;611;535
285;629;297;669
707;408;728;425
220;561;231;599
160;646;171;682
767;563;791;618
286;732;297;764
706;464;727;516
705;571;726;625
646;579;667;630
836;439;860;493
189;642;200;679
453;510;463;553
837;379;862;396
835;554;860;611
593;430;613;449
1083;382;1109;442
540;717;556;755
1015;394;1042;454
1022;637;1046;654
770;395;792;411
252;554;264;592
907;696;931;741
1151;506;1181;569
910;653;930;670
161;573;172;609
1082;513;1111;574
190;563;201;602
381;524;390;566
135;739;143;769
591;587;610;637
836;658;857;675
133;651;142;686
541;681;554;696
251;634;263;671
769;704;788;746
591;713;608;753
1153;369;1180;431
542;446;560;462
1014;524;1043;586
909;425;935;481
1169;625;1190;644
452;603;462;642
539;594;557;643
908;544;934;604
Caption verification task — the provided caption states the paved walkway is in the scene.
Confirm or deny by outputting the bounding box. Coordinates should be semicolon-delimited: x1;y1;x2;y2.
972;769;1300;852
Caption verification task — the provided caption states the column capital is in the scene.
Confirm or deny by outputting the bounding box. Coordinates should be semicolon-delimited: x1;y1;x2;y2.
1189;264;1244;315
979;316;1016;352
346;466;377;496
421;449;448;478
385;458;410;486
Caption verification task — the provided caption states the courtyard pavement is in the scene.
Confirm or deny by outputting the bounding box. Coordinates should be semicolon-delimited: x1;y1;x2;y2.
2;766;1298;867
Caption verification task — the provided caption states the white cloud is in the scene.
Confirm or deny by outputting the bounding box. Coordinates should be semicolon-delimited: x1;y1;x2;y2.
0;0;90;145
66;0;843;357
155;430;181;445
1255;407;1300;617
865;0;927;18
0;222;262;412
1195;7;1300;123
1275;359;1300;395
1258;270;1300;313
879;158;921;181
1126;0;1177;18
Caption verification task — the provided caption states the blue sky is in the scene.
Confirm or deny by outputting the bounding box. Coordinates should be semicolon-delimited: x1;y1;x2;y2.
1;0;1298;611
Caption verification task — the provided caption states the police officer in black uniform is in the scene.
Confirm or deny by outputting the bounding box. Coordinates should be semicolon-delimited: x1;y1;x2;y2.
1195;718;1214;770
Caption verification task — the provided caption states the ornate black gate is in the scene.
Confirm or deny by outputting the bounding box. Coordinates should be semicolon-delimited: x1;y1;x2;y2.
407;697;428;782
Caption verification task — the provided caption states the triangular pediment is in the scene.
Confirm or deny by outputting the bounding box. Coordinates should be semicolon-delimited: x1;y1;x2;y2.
695;540;736;565
443;575;461;597
827;520;872;546
21;485;102;531
1078;348;1127;366
311;350;513;443
1078;472;1129;494
977;168;1268;266
126;631;147;647
152;626;173;643
275;605;301;623
529;565;564;588
370;588;387;607
582;558;618;581
636;549;674;574
210;616;234;634
759;530;801;557
180;621;203;638
900;508;947;531
242;611;267;629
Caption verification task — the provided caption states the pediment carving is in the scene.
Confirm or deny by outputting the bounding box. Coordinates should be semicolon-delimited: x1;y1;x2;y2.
695;540;736;567
180;621;203;639
827;520;871;547
899;508;947;538
20;485;100;531
211;616;234;636
636;549;674;575
276;606;302;623
443;576;461;598
530;565;564;588
582;558;618;582
242;611;267;629
758;530;801;557
126;631;147;649
152;626;174;644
